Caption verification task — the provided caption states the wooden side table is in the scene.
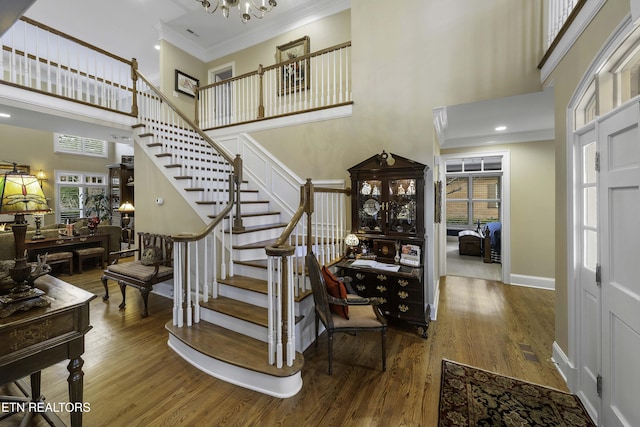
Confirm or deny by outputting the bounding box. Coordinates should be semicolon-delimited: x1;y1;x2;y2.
0;275;95;426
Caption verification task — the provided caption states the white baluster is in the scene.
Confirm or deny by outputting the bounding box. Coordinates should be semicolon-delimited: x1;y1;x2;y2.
287;254;295;367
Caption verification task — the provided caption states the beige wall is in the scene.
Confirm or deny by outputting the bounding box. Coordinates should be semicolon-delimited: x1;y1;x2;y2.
0;123;118;227
144;1;549;257
442;140;555;279
159;40;207;118
206;10;351;77
545;1;629;353
133;144;205;235
252;0;545;180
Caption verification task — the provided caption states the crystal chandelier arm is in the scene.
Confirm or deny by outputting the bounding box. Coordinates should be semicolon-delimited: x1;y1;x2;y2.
251;0;276;18
198;0;220;14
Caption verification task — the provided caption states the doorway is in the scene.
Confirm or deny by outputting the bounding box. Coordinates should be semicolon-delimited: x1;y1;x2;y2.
208;62;234;126
442;153;507;282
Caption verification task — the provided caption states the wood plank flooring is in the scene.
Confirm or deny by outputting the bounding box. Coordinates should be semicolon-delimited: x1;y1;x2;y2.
0;266;566;426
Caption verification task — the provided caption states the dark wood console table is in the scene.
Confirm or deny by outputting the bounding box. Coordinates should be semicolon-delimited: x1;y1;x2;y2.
0;275;95;426
26;233;110;264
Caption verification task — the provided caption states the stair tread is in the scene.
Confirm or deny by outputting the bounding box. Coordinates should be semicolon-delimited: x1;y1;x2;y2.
230;223;288;234
218;275;269;294
202;296;268;327
234;238;279;249
218;274;313;302
166;321;303;377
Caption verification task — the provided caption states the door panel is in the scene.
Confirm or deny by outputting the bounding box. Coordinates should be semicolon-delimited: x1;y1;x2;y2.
599;102;640;427
576;128;600;420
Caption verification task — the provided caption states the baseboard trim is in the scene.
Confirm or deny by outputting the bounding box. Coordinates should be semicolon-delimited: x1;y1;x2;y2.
552;341;576;392
509;274;555;290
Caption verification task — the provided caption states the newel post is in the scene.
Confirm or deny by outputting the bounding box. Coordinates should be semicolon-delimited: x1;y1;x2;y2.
305;178;314;255
232;155;245;232
258;64;265;119
131;58;139;117
194;85;200;126
265;244;295;367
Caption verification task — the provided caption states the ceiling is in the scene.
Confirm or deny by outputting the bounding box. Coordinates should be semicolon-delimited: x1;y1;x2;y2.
435;87;555;149
21;0;351;80
1;0;554;148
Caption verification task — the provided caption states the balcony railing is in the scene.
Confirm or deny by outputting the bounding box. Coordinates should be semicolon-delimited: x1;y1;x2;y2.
196;42;352;130
0;17;136;116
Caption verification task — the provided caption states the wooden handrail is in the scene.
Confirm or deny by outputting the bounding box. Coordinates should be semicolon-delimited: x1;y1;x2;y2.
19;17;133;66
135;70;235;165
265;179;351;256
199;41;352;93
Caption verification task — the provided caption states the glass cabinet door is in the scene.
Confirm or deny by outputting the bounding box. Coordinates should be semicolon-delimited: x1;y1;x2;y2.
356;179;383;233
388;178;417;234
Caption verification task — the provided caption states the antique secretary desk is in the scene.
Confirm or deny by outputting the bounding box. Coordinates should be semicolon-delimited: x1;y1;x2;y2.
337;151;430;337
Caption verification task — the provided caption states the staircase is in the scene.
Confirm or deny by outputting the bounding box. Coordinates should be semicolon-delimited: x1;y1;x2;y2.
132;75;350;398
0;16;350;397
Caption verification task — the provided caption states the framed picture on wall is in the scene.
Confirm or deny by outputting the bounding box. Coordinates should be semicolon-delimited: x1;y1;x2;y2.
175;70;199;97
276;36;310;95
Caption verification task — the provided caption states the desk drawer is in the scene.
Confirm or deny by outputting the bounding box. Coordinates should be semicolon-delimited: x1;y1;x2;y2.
0;310;75;358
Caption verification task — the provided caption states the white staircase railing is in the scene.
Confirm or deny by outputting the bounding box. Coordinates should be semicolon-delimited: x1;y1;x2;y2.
0;17;136;115
197;42;352;130
266;179;351;367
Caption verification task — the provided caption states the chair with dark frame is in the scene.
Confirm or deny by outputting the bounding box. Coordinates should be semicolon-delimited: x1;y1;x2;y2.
305;252;387;375
102;232;173;318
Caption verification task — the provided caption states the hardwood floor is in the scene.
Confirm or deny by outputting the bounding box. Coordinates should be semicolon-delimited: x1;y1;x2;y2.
1;267;566;426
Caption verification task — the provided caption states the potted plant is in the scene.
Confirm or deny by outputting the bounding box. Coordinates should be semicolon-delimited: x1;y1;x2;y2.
83;192;111;225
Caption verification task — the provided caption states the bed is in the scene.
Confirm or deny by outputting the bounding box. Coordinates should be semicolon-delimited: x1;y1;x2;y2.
483;222;501;263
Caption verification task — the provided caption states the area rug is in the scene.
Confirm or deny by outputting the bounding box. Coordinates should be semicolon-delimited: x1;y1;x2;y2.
438;359;595;426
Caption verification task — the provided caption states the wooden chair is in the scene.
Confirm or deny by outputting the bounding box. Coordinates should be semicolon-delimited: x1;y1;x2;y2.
102;232;173;318
306;253;387;375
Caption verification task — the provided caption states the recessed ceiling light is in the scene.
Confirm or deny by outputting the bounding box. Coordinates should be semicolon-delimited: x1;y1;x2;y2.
495;125;507;131
0;113;11;118
154;44;160;50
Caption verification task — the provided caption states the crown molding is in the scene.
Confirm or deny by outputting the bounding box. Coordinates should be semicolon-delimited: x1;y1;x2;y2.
159;0;350;63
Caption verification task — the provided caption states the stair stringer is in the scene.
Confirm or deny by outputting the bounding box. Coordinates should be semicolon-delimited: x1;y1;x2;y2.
167;334;303;399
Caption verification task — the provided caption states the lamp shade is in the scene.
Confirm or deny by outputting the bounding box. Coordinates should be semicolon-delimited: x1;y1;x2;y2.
344;233;359;247
117;202;135;213
0;170;51;215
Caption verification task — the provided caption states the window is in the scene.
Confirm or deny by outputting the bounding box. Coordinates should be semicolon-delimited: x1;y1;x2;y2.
445;157;502;228
55;133;108;158
55;170;107;223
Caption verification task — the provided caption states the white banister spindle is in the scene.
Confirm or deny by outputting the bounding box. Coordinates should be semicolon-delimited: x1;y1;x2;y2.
211;230;219;299
174;243;184;327
287;254;295;367
194;239;201;323
267;256;275;365
186;242;192;327
228;211;234;277
276;257;283;369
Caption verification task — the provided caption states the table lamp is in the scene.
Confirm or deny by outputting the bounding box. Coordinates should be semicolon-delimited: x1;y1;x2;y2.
117;202;135;248
344;233;359;258
0;164;52;316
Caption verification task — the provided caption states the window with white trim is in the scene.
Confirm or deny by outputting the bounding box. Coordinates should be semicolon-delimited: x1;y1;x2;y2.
445;157;502;228
55;170;107;223
54;133;108;158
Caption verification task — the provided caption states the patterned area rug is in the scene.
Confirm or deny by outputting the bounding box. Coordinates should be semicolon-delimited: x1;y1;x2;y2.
438;359;595;426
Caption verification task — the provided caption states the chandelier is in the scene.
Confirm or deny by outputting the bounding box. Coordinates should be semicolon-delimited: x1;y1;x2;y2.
197;0;277;23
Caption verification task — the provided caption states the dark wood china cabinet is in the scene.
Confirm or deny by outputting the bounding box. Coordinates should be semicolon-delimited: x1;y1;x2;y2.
338;151;430;337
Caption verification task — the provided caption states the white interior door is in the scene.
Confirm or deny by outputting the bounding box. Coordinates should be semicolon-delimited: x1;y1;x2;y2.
598;101;640;427
576;126;600;422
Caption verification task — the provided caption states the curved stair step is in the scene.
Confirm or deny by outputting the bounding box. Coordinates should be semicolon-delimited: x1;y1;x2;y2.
202;296;268;327
166;321;303;398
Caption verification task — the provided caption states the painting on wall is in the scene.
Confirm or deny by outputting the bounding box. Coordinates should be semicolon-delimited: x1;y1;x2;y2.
276;36;310;95
175;70;199;97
